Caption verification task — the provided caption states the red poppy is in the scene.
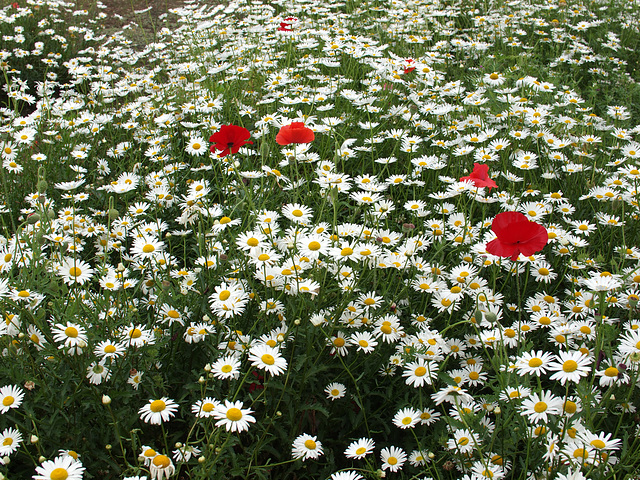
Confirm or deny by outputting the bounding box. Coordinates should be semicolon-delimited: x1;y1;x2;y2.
403;58;416;74
486;211;548;261
275;122;315;145
460;163;498;190
278;16;297;31
209;124;253;157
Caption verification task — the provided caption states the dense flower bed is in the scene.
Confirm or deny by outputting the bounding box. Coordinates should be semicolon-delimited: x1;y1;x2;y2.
1;0;640;479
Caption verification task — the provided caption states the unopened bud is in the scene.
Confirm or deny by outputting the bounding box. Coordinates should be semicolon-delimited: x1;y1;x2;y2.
31;436;39;444
102;395;111;405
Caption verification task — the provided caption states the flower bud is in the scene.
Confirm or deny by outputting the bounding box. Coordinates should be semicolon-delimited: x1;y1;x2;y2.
102;395;112;405
485;312;498;323
31;435;39;444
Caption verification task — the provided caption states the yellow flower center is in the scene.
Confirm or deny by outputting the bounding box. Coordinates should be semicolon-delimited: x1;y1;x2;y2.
341;247;353;256
167;310;180;319
69;267;82;277
308;241;321;251
388;456;398;465
292;209;303;217
358;339;369;348
50;468;69;480
564;401;577;414
65;327;78;338
529;358;543;368
219;290;231;301
355;446;366;455
590;439;605;449
2;438;12;446
142;244;155;253
261;354;275;365
414;366;427;377
304;439;316;450
221;364;233;373
150;400;166;412
220;217;231;224
573;448;588;459
402;417;413;425
202;402;215;412
489;73;499;80
2;396;14;406
226;408;243;421
534;402;547;413
605;366;619;377
458;437;469;445
153;454;171;468
334;338;345;347
563;360;578;372
258;253;270;261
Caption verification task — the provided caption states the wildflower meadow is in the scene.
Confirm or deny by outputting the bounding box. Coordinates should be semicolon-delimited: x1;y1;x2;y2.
2;0;640;479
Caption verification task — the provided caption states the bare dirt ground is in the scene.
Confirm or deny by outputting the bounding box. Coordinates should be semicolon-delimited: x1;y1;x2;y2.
79;0;194;48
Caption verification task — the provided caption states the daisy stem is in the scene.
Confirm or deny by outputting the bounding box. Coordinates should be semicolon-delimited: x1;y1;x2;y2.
105;401;128;464
409;428;442;480
160;423;170;457
334;349;371;436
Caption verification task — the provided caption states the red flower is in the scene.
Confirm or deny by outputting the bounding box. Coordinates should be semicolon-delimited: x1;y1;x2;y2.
277;16;297;31
209;124;253;157
486;211;548;261
403;58;416;74
275;122;315;145
460;163;498;190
